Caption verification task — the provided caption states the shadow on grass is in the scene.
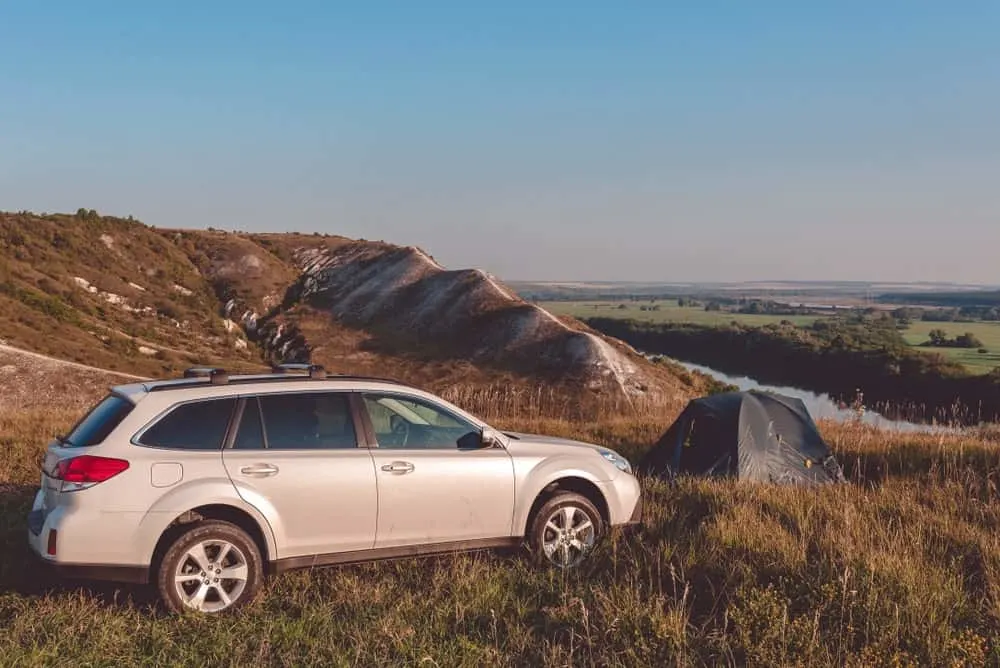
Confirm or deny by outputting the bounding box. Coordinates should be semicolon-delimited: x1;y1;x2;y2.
0;484;157;611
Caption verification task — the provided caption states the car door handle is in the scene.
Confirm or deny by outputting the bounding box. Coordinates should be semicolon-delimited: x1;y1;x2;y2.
381;461;415;474
240;464;279;477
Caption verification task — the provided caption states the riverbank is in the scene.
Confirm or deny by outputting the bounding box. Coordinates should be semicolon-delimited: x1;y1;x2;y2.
671;360;956;433
590;316;1000;426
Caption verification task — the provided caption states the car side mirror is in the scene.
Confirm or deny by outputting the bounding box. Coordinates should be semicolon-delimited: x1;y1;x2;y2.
480;428;503;449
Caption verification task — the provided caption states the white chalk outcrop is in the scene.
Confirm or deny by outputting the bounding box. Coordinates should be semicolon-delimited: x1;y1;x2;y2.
284;243;650;395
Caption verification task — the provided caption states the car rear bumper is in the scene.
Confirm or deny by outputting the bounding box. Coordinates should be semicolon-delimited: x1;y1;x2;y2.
27;489;149;584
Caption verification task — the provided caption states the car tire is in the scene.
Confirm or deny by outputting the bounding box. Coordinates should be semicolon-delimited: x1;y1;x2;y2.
528;492;604;568
157;520;263;614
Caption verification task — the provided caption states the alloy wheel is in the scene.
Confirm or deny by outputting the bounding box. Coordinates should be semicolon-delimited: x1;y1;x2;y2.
541;505;597;567
173;539;250;613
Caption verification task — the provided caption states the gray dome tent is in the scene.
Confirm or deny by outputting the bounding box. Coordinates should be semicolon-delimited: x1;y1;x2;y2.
641;391;846;484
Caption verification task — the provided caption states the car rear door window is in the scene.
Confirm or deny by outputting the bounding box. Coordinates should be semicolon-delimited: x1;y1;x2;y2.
138;398;237;450
258;393;357;450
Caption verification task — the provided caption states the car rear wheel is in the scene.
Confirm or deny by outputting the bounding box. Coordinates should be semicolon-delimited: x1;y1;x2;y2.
529;492;604;568
157;520;263;614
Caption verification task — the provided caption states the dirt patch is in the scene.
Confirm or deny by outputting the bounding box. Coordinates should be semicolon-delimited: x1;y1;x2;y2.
0;345;140;412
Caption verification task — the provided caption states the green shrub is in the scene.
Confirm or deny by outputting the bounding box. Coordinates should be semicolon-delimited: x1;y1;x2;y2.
0;281;79;324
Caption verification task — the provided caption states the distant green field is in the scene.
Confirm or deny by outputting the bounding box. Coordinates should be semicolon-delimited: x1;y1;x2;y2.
901;320;1000;373
542;300;1000;375
540;300;823;327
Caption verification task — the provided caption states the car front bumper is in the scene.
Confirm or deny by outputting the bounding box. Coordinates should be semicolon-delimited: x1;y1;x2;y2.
598;472;643;529
625;494;642;526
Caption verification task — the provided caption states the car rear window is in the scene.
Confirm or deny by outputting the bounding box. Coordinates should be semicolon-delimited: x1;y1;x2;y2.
63;394;135;447
138;398;237;450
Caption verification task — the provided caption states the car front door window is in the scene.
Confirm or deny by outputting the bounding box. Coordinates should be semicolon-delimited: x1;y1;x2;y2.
362;394;480;449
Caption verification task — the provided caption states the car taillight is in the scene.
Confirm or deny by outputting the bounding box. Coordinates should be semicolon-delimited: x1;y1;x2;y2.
52;455;129;487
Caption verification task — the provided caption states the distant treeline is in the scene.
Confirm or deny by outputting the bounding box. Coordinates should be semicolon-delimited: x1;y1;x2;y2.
731;299;815;316
892;306;1000;323
880;291;1000;308
524;291;687;302
589;316;1000;425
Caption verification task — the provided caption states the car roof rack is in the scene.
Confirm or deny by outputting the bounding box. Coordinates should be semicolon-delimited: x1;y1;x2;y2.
183;367;230;384
143;366;410;393
271;363;327;379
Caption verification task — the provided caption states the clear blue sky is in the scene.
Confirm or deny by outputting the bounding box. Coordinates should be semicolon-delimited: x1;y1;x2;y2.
1;1;998;283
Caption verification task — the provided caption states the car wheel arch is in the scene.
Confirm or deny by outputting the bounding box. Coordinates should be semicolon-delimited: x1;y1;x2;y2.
150;503;274;578
523;476;610;536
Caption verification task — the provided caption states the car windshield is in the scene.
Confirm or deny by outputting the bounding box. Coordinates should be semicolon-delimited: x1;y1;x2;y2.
63;394;135;447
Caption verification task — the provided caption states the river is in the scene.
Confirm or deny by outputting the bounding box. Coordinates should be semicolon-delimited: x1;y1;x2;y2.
671;359;955;434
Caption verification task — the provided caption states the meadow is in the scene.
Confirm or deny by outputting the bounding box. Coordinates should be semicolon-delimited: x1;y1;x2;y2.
2;388;1000;666
901;320;1000;374
540;300;822;328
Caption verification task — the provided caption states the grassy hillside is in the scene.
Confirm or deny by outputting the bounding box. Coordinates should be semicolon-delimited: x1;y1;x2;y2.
0;212;262;375
0;211;703;416
1;373;999;665
3;214;995;665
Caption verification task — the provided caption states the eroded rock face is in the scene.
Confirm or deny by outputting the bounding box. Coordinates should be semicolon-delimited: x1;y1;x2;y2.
277;242;655;396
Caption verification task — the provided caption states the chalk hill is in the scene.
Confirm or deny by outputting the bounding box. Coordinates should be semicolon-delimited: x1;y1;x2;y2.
0;210;703;410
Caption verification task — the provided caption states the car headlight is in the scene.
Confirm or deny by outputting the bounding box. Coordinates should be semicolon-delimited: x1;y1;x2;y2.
599;449;632;474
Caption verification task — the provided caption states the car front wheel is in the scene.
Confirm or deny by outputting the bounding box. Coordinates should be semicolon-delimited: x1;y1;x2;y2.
529;492;604;568
157;520;263;614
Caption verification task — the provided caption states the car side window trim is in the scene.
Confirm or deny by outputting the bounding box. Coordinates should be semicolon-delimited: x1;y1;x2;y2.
224;397;266;450
255;396;270;449
350;392;377;448
223;398;247;449
131;396;240;451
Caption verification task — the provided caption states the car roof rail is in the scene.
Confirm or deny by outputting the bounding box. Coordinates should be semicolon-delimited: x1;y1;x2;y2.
183;367;230;385
271;363;327;379
141;365;412;393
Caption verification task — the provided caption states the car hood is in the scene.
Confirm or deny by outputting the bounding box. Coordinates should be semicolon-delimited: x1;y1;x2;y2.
501;431;605;455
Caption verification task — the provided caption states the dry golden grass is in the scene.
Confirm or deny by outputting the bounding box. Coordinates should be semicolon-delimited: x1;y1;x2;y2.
2;383;1000;665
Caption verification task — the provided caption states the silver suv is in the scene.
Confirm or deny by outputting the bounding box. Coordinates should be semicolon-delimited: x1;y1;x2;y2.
27;365;642;613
